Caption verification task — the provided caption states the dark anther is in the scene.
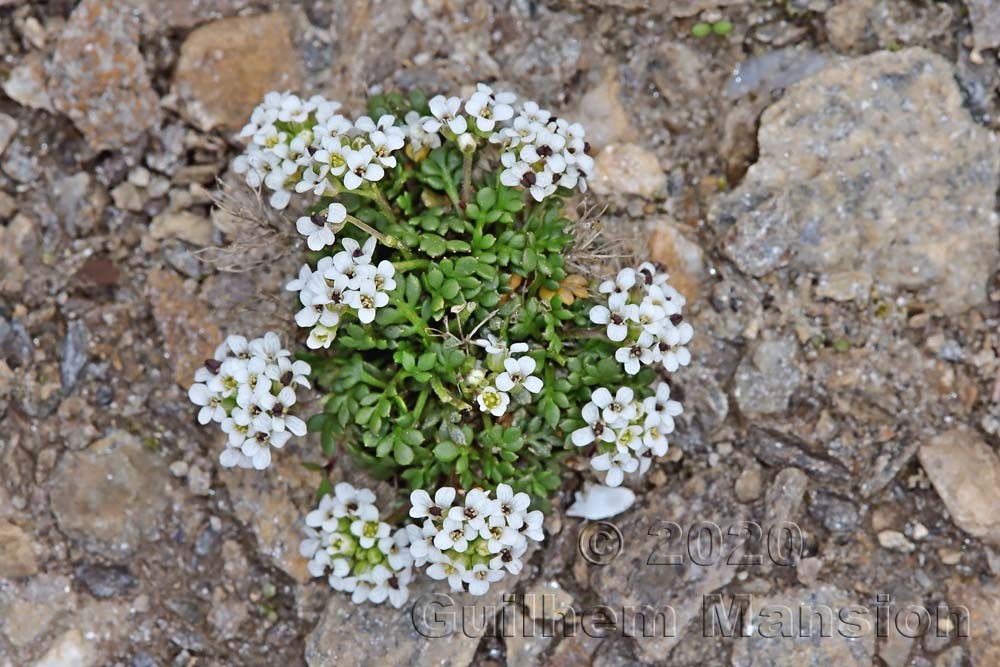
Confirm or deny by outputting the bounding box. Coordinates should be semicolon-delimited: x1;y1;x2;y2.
204;359;222;374
388;576;399;588
311;213;326;225
537;145;553;158
273;404;285;415
347;502;358;512
670;314;683;326
584;142;592;155
429;506;443;517
281;371;293;385
521;171;536;187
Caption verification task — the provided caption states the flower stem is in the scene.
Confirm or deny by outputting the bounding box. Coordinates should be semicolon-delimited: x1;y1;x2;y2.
368;186;399;225
461;153;474;206
345;214;411;257
394;259;429;272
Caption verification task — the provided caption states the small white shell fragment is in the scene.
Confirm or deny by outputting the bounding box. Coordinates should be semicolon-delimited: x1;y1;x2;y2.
566;483;636;520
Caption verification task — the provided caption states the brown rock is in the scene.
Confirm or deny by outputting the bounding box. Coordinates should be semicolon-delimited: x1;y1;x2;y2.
0;520;37;577
150;211;214;246
124;0;252;33
48;431;170;559
147;268;221;388
572;68;636;149
223;457;316;583
45;0;159;151
919;427;1000;544
174;12;303;132
647;218;705;303
949;579;998;664
590;144;665;199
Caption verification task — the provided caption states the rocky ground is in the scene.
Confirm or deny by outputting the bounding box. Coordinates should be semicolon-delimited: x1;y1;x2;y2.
2;0;1000;665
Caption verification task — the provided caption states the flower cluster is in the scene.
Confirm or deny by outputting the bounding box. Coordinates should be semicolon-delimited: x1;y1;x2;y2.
589;263;694;375
469;335;544;417
300;483;413;608
188;333;310;470
286;236;397;348
572;382;683;486
232;85;593;219
493;100;595;202
407;485;543;596
233;92;407;212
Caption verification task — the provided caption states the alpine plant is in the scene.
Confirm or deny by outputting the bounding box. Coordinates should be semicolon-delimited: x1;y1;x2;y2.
188;84;694;607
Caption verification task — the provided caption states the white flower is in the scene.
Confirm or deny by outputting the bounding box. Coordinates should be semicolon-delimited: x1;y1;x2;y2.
494;484;530;529
378;528;414;571
643;382;683;432
589;293;638;342
343;146;384;190
406;521;440;566
345;280;390;324
368;129;404;168
571;401;618;447
615;331;656;375
476;385;510;416
590;386;637;427
369;565;411;608
652;321;694;372
425;95;468;135
331;482;377;517
307;324;337;349
521;509;545;542
350;505;390;549
495;356;543;394
410;487;457;520
426;558;466;593
463;564;504;596
296;203;347;251
591;449;639;487
597;268;636;294
188;383;224;425
434;518;470;553
465;90;514;132
447;488;494;534
306;494;340;534
403;110;442;152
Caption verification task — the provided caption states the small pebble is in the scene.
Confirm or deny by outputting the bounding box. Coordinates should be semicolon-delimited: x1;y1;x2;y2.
878;530;915;552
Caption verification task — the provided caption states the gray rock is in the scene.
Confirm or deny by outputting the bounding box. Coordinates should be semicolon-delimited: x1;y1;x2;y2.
918;427;1000;545
75;563;139;598
45;0;160;151
749;428;851;485
725;47;829;99
730;585;875;666
589;469;747;662
0;113;16;158
60;319;90;392
48;431;170;559
713;48;1000;315
732;337;803;417
806;491;859;533
966;0;1000;52
306;572;531;667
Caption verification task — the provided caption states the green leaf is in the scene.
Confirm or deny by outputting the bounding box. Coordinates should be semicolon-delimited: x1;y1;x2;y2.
433;441;460;462
393;441;414;465
420;234;448;257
